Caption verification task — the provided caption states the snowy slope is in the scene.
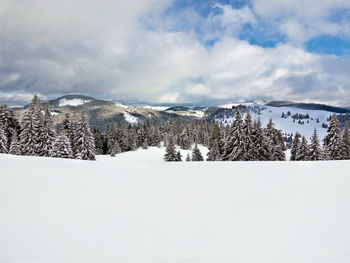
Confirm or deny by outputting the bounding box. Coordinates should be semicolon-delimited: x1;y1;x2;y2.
1;149;350;263
58;98;91;107
217;103;332;140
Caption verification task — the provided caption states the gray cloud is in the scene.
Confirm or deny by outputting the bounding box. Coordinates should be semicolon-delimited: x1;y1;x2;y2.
1;0;350;106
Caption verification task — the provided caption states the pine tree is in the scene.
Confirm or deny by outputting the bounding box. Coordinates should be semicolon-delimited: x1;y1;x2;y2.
323;113;343;160
180;127;191;150
222;109;245;161
111;140;121;157
186;153;191;161
342;123;350;160
309;129;322;160
0;104;20;148
9;130;20;155
191;143;204;161
164;134;178;161
106;123;116;154
296;136;309;161
176;151;182;161
61;113;75;150
251;119;271;161
242;110;254;160
41;104;56;157
0;124;8;153
52;134;73;159
290;132;301;161
73;112;96;160
19;95;43;156
207;123;222;161
265;119;286;161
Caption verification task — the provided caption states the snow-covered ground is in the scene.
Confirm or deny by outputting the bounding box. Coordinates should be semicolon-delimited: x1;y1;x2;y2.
217;104;332;140
123;112;138;124
58;98;91;107
1;147;350;263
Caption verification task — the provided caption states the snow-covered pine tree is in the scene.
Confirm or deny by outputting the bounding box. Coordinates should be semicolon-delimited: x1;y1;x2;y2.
250;119;271;161
92;127;104;154
290;132;301;161
19;95;44;156
9;130;20;155
52;134;73;159
265;119;286;161
180;127;191;150
323;113;343;160
206;139;221;161
186;153;191;161
0;104;20;148
61;113;75;150
191;143;204;161
206;123;222;161
222;108;245;161
142;137;149;149
242;110;255;160
110;140;121;157
296;136;309;161
41;104;56;157
309;129;322;160
106;123;116;154
73;112;96;160
342;123;350;160
0;124;8;153
164;134;178;161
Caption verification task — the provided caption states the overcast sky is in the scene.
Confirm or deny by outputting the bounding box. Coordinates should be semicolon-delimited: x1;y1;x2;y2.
1;0;350;105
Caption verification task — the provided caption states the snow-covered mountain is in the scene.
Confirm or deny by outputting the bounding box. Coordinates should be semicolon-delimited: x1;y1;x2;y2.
13;95;350;137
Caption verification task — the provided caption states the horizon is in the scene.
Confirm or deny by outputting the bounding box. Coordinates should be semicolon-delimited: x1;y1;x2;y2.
1;0;350;106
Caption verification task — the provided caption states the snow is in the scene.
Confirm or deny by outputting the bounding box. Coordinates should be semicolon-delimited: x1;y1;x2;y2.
123;112;138;124
115;102;128;108
217;104;332;140
58;98;91;107
142;105;169;111
1;148;350;263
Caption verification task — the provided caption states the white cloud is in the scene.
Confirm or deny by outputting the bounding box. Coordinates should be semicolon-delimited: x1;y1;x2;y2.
1;0;350;106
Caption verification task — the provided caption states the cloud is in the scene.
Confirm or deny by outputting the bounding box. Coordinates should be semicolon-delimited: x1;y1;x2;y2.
1;0;350;106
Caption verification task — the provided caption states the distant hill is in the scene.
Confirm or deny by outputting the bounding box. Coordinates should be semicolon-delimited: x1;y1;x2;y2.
266;101;350;114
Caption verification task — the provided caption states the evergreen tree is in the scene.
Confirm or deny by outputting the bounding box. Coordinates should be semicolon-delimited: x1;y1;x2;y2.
265;119;286;161
9;130;20;155
323;113;343;160
186;153;191;161
290;132;301;161
106;123;116;154
191;143;204;161
342;124;350;160
111;140;121;157
0;104;20;148
296;136;309;161
73;112;96;160
180;127;191;150
251;119;271;161
176;151;182;161
61;113;75;150
164;134;178;161
207;123;222;161
309;129;322;160
41;104;56;156
52;134;73;159
222;109;245;161
242;110;255;160
0;124;8;153
19;95;43;156
92;127;104;154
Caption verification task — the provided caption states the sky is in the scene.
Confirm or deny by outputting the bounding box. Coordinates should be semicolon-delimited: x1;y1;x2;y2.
1;0;350;106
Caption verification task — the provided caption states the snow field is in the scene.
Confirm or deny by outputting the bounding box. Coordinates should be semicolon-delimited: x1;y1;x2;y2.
1;147;350;263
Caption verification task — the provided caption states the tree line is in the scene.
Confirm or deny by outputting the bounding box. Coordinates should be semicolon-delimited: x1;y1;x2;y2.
0;95;96;160
1;95;350;162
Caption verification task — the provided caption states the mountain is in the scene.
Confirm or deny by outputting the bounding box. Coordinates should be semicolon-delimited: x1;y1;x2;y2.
16;94;194;130
12;95;350;137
